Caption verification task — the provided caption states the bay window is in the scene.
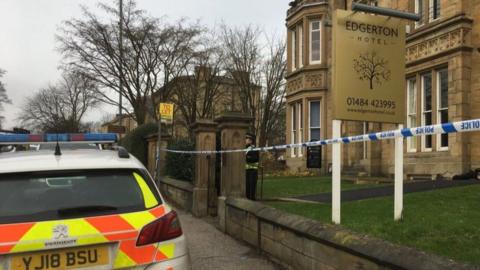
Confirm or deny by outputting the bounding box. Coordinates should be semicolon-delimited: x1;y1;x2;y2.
291;29;296;71
291;104;297;157
421;73;432;151
298;102;303;157
298;25;303;68
407;78;417;152
415;0;424;27
309;101;321;141
310;20;321;64
437;68;448;150
291;102;303;157
429;0;440;21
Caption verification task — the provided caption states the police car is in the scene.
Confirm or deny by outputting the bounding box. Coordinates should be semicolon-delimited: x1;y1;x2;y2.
0;133;190;270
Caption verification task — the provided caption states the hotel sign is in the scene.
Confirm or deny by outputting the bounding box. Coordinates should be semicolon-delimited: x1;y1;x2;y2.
333;10;406;124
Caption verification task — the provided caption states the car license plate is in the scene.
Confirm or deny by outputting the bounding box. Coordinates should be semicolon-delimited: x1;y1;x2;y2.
10;245;109;270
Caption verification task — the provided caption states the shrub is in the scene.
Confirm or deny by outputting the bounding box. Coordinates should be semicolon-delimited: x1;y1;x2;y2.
165;138;195;181
119;123;158;166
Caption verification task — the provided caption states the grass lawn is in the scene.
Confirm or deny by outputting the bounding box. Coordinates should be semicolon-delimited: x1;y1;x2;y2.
267;184;480;265
258;175;386;199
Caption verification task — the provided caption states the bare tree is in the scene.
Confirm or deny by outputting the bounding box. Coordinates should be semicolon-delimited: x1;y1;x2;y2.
156;20;203;106
221;24;262;122
0;69;11;128
57;0;202;124
353;51;391;90
19;72;99;132
100;113;117;125
221;25;287;146
257;38;287;147
171;31;226;138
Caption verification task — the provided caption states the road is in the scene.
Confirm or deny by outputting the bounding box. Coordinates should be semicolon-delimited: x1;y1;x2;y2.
177;210;279;270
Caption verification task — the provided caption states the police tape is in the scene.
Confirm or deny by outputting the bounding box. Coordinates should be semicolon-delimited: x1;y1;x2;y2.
160;119;480;155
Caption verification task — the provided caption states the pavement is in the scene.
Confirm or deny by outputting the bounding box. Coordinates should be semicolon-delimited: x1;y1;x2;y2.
295;179;480;203
177;210;279;270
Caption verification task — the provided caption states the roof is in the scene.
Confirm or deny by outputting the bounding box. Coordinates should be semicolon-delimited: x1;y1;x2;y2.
100;114;136;128
0;149;145;174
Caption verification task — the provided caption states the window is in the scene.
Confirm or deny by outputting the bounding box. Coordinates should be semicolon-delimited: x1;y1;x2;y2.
291;29;296;71
310;21;321;64
290;102;303;157
0;169;161;224
291;104;297;157
429;0;440;21
407;78;417;152
437;68;448;150
309;101;321;141
298;102;303;157
298;25;303;68
421;73;432;151
415;0;424;27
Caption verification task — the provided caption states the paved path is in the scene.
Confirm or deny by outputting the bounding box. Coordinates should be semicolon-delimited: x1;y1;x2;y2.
177;210;279;270
295;179;480;203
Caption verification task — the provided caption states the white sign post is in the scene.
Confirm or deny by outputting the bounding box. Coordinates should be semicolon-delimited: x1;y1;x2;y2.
332;120;342;224
394;124;404;221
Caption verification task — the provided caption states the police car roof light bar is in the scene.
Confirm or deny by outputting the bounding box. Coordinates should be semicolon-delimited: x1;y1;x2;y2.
0;133;118;145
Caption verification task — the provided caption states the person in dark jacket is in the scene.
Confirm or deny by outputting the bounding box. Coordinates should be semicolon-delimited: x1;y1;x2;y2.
245;132;259;200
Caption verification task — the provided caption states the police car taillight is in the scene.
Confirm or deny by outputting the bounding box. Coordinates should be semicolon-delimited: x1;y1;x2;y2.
136;210;183;246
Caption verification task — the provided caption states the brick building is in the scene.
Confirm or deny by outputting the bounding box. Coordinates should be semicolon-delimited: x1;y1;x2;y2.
285;0;477;179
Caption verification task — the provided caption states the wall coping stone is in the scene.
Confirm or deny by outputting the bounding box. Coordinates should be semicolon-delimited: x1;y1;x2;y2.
225;197;477;270
144;132;171;141
191;119;218;133
215;112;253;129
160;177;194;192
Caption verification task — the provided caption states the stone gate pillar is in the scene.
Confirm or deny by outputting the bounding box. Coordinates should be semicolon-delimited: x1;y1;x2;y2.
191;120;217;217
145;132;171;178
215;112;253;198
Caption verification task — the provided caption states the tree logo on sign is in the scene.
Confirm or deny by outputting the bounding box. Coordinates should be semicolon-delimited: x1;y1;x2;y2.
353;51;391;90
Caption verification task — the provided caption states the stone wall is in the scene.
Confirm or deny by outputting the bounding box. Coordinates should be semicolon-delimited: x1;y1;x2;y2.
218;197;476;270
159;177;193;211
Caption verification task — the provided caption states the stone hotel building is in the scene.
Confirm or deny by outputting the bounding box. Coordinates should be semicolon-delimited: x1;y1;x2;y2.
285;0;479;179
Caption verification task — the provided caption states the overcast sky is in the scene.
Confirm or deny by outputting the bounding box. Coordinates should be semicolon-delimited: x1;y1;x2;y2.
0;0;290;129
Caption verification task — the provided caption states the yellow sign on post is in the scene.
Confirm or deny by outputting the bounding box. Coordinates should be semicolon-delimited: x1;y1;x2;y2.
333;10;406;123
158;103;174;121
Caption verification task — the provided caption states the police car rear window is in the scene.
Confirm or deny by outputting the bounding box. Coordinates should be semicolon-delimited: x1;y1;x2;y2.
0;169;161;224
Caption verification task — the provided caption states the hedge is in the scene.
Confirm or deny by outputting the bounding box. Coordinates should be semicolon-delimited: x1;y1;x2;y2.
119;123;158;166
165;138;195;181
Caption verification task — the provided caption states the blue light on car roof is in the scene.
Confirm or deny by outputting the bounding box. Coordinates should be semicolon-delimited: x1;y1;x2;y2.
84;133;118;142
0;134;29;142
0;133;118;144
45;134;69;142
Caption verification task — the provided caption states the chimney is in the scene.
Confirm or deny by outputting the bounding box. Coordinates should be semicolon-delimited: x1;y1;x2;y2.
195;66;212;81
230;70;250;84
